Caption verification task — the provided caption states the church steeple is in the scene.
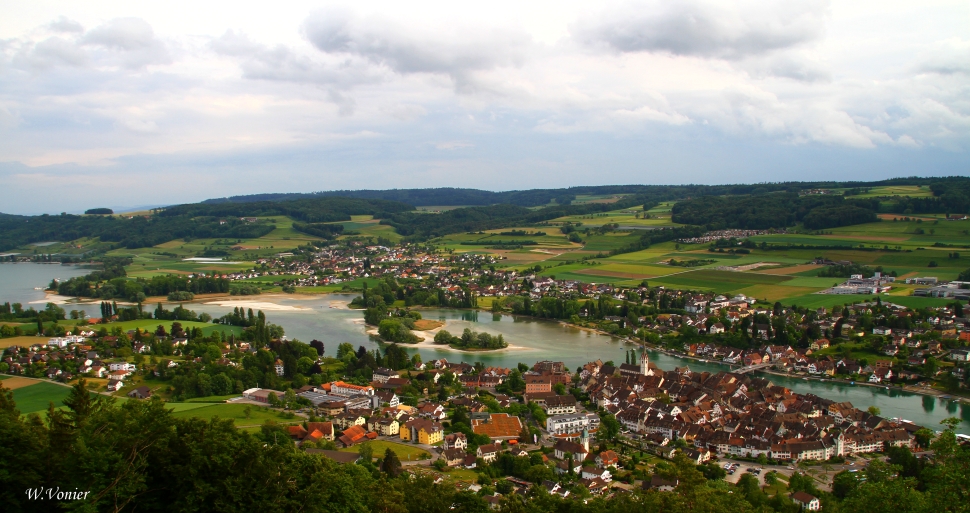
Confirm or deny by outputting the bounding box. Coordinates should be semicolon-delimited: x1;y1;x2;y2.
640;349;650;376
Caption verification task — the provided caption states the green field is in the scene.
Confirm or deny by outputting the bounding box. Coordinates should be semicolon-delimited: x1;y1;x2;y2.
168;402;299;426
96;319;243;337
340;440;431;462
12;381;75;414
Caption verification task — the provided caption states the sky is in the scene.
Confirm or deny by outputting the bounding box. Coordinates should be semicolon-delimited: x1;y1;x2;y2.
0;0;968;214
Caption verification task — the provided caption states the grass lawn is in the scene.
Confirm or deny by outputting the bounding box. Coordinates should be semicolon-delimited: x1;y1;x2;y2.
340;440;431;462
441;468;480;483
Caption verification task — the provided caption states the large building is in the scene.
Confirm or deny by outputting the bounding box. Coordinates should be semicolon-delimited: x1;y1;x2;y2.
546;413;599;436
618;351;653;377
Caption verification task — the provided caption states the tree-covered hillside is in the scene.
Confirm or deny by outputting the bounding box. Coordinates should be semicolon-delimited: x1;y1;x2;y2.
0;197;411;252
202;177;966;208
671;193;881;230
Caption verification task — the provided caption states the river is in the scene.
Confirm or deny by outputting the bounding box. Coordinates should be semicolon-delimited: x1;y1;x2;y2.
2;263;968;433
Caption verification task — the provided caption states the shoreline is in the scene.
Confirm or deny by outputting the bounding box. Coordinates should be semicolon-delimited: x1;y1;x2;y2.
37;290;970;405
361;322;528;354
641;343;970;405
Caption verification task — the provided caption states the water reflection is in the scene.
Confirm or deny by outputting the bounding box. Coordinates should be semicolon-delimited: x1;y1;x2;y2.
922;395;935;413
947;400;958;414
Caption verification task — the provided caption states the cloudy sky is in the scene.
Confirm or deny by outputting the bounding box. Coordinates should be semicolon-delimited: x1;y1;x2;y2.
1;0;967;214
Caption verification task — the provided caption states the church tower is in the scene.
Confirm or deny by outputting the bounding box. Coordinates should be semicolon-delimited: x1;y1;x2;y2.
580;428;590;452
640;350;651;376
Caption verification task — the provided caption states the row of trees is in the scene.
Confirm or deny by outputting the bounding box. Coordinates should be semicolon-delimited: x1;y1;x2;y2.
433;328;508;350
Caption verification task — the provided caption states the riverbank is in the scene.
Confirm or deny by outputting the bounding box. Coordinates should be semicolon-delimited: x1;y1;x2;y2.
361;321;527;354
641;343;970;405
36;289;970;407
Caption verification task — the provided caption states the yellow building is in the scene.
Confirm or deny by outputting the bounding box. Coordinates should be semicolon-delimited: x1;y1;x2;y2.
401;418;443;444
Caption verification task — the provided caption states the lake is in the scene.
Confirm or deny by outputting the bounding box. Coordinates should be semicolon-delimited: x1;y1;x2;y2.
2;263;968;433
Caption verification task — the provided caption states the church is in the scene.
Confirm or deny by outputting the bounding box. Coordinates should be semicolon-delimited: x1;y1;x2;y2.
618;350;654;377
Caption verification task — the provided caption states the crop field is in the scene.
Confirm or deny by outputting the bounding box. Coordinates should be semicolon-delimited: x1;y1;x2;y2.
436;230;575;249
778;293;951;310
846;185;935;199
578;232;639;252
550;205;681;229
653;269;791;287
570;194;631;204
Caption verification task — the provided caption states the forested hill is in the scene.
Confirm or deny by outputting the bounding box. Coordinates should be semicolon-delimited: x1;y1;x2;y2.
671;193;881;230
0;197;411;252
200;177;961;208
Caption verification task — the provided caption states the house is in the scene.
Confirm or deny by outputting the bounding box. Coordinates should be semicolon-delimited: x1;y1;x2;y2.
645;475;678;492
443;433;468;451
442;449;465;467
542;394;578;415
948;348;970;362
306;422;335;441
553;439;589;462
790;491;821;511
477;443;501;463
374;390;400;408
524;375;553;394
338;425;372;447
595;450;619;468
373;418;400;436
543;480;570;498
274;359;285;376
106;379;123;392
869;368;892;383
106;369;130;382
810;339;830;350
127;386;152;399
372;367;397;384
418;402;446;420
581;466;612;482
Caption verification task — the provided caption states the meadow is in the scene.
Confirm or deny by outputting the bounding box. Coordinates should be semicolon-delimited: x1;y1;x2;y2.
340;440;431;462
168;402;300;426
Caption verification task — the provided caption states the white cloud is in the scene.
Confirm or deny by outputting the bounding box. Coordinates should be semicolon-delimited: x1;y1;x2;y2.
48;16;84;34
573;0;828;60
301;10;532;92
0;1;967;214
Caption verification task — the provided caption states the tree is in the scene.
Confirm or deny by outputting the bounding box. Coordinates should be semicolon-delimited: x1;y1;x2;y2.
868;406;882;416
380;448;403;477
598;413;620;442
358;442;374;463
914;428;934;449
